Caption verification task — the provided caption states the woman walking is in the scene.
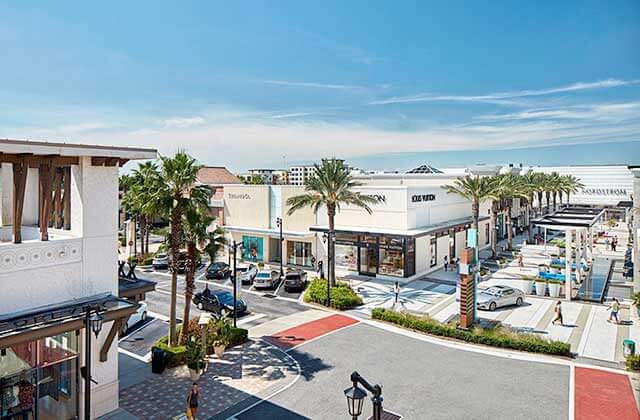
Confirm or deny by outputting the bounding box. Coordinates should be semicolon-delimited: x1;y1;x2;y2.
393;281;400;305
552;301;564;326
608;298;620;324
186;382;200;419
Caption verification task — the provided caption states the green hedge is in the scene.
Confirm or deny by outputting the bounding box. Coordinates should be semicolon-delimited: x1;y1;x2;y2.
152;336;187;367
627;354;640;372
304;278;363;310
371;308;572;357
229;327;248;347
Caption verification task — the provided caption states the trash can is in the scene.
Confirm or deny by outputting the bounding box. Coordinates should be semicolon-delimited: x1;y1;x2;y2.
623;339;636;358
151;347;166;374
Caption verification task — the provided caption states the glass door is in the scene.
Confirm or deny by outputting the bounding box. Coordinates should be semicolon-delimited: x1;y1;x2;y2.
359;244;378;276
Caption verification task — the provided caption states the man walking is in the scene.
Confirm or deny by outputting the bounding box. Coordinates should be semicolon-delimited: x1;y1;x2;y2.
552;301;564;326
393;281;400;306
608;298;620;324
443;255;448;272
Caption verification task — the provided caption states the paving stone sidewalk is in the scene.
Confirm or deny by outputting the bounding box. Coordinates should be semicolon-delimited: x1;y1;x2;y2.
116;339;298;419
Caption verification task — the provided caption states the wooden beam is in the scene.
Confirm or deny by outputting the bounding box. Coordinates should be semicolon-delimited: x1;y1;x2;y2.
62;166;71;230
52;168;63;228
12;157;28;244
100;318;125;362
91;156;107;166
0;153;78;166
38;160;55;241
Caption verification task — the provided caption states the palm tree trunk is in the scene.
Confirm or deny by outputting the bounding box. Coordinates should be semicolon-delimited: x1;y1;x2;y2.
140;216;147;255
528;195;534;243
506;204;513;250
537;192;543;217
169;205;182;347
545;192;551;214
490;201;498;259
553;193;557;212
180;241;197;345
328;205;336;288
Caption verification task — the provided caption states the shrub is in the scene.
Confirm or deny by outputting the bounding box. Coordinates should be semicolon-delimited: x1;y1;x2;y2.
626;354;640;372
632;292;640;307
229;327;248;347
304;278;363;310
371;308;572;357
152;336;187;367
186;336;204;371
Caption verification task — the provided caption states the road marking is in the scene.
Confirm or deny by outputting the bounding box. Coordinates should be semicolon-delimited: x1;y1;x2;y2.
224;339;302;420
237;313;266;326
285;320;360;352
147;311;170;322
569;363;575;420
118;347;151;363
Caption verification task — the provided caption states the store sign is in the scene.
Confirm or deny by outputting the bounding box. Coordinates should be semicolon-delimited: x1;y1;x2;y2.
411;194;436;203
363;194;387;203
228;193;251;200
581;188;627;196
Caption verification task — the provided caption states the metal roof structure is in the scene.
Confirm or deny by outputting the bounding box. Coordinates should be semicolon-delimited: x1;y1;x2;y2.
531;207;605;230
405;164;443;174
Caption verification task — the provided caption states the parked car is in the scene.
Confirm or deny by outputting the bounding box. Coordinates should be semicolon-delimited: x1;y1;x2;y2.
192;288;247;315
284;270;307;292
477;285;525;311
253;270;280;290
206;262;231;280
152;253;170;270
235;263;258;284
120;301;148;335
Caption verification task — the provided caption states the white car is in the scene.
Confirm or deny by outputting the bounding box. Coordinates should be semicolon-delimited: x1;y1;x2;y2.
152;253;170;269
253;270;280;289
120;301;148;335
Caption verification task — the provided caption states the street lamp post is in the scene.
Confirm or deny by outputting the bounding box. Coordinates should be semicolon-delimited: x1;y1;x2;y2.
84;306;104;420
322;232;332;308
276;217;284;278
343;371;383;420
229;241;243;328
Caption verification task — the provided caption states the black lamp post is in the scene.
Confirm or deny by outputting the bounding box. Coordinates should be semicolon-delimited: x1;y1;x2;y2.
229;241;243;328
276;217;284;277
84;306;104;420
343;371;383;420
322;232;332;308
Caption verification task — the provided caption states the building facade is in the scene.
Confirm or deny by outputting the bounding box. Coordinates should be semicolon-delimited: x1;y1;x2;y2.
196;166;242;225
0;139;156;419
288;165;315;186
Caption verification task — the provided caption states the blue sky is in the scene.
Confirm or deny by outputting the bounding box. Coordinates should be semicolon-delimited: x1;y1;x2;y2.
1;1;639;170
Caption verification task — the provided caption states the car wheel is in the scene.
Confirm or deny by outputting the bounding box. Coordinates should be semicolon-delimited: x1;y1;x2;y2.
489;302;497;311
516;297;523;306
141;311;147;322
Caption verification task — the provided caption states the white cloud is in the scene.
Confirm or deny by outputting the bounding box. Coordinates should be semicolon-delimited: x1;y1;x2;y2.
474;101;640;122
269;112;314;119
370;79;640;105
263;80;362;90
162;116;206;128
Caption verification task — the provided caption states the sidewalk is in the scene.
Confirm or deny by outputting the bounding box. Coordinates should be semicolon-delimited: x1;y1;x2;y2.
114;340;298;419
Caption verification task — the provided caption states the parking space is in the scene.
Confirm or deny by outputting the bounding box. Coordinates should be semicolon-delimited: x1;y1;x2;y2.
119;316;168;357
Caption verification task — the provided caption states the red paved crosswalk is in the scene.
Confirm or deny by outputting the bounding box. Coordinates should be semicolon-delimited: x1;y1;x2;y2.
264;314;359;350
575;367;639;420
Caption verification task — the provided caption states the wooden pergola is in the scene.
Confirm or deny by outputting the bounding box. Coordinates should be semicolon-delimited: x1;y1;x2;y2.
1;152;129;244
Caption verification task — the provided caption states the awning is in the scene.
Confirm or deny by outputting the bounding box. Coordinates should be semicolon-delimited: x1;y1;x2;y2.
119;277;156;300
224;225;314;238
0;293;137;355
532;208;605;229
310;215;490;238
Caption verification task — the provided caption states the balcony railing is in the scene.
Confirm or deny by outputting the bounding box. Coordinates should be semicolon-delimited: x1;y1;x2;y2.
0;226;82;273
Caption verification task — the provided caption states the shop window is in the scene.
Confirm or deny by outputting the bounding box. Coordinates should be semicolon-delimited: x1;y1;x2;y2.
242;236;263;262
379;247;404;277
379;236;403;248
335;244;358;271
269;238;281;263
405;238;415;277
287;241;312;267
430;237;437;267
335;233;359;244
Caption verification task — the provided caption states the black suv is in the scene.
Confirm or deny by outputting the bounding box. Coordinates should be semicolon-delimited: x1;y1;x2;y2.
284;270;308;292
193;288;247;315
206;262;231;279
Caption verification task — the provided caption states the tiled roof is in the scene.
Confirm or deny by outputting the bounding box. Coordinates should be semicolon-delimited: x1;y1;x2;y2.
197;167;242;185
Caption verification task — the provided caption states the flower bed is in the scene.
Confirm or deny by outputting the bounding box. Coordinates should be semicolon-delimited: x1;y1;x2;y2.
372;308;571;357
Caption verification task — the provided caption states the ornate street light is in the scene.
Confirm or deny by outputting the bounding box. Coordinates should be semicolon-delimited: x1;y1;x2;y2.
343;371;383;420
90;312;104;338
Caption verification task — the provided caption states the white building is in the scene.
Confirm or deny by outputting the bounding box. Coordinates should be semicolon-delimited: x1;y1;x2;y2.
288;165;315;186
0;139;156;419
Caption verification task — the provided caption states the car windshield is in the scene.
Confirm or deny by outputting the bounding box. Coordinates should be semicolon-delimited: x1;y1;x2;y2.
155;253;167;259
236;267;248;272
256;272;271;278
483;288;502;296
215;292;234;305
286;274;300;280
209;263;225;270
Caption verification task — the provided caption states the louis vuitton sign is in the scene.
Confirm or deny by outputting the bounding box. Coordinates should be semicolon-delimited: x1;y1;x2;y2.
411;194;436;203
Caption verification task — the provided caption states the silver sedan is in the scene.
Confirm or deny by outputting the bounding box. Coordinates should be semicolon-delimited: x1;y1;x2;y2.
477;285;525;311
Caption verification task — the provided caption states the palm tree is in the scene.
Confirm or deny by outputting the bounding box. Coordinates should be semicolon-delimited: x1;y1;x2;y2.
549;172;563;212
286;158;380;288
124;162;161;255
154;151;210;347
560;175;584;206
442;175;496;245
179;207;224;345
520;171;538;242
496;174;528;250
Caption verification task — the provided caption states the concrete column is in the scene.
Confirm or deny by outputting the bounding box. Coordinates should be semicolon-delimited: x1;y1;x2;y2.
631;167;640;293
565;230;573;301
575;230;582;283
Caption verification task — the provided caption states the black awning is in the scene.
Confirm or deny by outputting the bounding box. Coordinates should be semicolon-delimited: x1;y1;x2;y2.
119;277;156;299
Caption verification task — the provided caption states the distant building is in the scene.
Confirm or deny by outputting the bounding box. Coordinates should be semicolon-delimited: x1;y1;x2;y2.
197;166;242;225
288;165;316;185
243;169;288;185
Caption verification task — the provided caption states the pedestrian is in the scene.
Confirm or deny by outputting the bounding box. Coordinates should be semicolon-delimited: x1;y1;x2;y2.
612;237;618;252
517;254;524;270
608;298;620;324
186;382;199;419
443;255;448;272
552;301;564;326
318;260;324;279
393;281;400;305
605;238;610;250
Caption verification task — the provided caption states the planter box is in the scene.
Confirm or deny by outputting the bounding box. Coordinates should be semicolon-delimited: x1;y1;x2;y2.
548;282;561;298
535;282;547;296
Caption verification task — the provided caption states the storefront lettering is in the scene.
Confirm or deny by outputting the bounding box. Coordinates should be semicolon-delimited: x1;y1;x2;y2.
228;193;251;200
411;194;436;203
580;188;627;196
363;194;386;203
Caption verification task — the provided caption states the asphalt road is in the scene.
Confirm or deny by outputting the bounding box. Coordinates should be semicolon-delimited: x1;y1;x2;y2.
225;322;570;420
